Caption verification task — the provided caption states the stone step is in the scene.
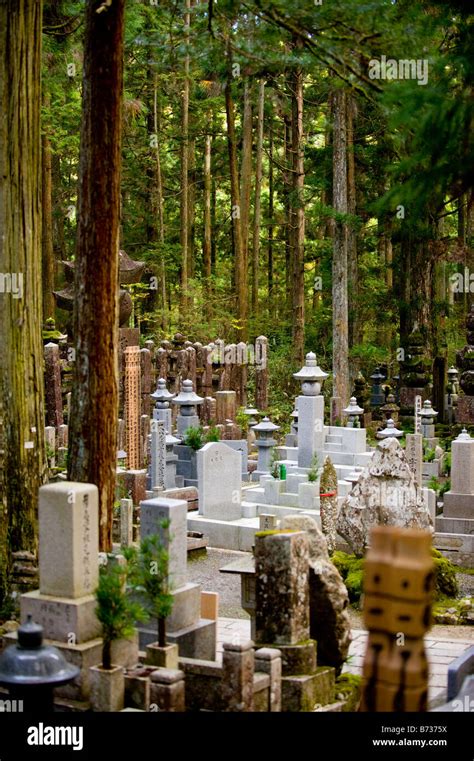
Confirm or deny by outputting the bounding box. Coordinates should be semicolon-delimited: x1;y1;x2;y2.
282;666;335;712
325;443;343;452
436;516;474;535
326;434;343;444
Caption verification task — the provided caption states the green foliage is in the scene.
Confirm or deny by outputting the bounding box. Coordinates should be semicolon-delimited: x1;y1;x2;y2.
332;552;364;604
307;453;319;483
424;446;436;463
125;528;174;646
269;447;280;479
334;549;460;604
205;426;220;443
444;452;451;476
183;426;204;451
431;548;459;600
236;407;249;434
95;559;146;670
427;476;441;494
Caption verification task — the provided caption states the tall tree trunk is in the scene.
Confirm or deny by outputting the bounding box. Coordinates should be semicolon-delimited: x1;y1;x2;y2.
239;81;252;339
51;151;65;260
153;78;167;332
42;115;55;322
188;133;196;279
332;88;350;404
252;80;265;319
211;153;217;275
67;0;124;553
346;93;358;351
290;50;305;364
283;113;292;316
268;119;274;302
225;75;245;337
203;133;212;282
0;0;46;609
179;0;190;314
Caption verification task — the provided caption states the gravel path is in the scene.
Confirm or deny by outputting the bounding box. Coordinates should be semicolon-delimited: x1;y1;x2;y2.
188;548;250;619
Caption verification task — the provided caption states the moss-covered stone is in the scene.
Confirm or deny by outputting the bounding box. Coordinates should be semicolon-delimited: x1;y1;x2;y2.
335;673;362;712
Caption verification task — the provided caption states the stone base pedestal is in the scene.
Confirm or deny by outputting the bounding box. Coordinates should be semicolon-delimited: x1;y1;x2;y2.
443;492;474;518
266;642;316;676
434;532;474;566
282;666;335;712
20;591;100;644
456;396;474;424
146;643;179;669
90;665;125;712
139;618;216;662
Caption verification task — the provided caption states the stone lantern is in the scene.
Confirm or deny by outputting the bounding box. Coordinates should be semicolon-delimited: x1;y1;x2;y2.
343;397;364;428
419;400;438;439
380;393;400;423
172;379;203;437
151;377;176;434
117;449;127;471
252;416;280;480
0;616;79;712
243;407;259;427
293;351;328;396
377;418;403;439
446;367;460;424
370;368;385;408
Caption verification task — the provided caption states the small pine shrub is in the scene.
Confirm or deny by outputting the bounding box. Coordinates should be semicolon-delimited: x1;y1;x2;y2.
184;426;204;451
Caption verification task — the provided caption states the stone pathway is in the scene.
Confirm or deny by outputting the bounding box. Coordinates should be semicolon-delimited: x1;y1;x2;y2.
216;618;473;708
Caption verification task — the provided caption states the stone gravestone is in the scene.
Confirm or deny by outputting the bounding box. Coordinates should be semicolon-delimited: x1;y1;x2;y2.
150;419;166;491
140;497;187;590
405;433;423;487
44;342;64;428
15;482;131;701
221;439;249;479
197;442;242;521
255;530;309;646
124;346;141;470
254;529;336;711
281;514;351;675
120;498;134;548
337;437;432;557
437;430;474;544
138;496;216;660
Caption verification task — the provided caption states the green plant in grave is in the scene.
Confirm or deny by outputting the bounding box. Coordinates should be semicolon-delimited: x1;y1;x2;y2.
95;560;146;670
269;447;280;479
183;425;204;451
205;425;220;443
307;453;320;483
236;407;249;434
125;526;174;648
424;446;436;463
427;476;441;494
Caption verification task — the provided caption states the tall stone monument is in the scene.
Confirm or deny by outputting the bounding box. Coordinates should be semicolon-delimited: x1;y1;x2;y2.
293;352;328;468
124;346;141;470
